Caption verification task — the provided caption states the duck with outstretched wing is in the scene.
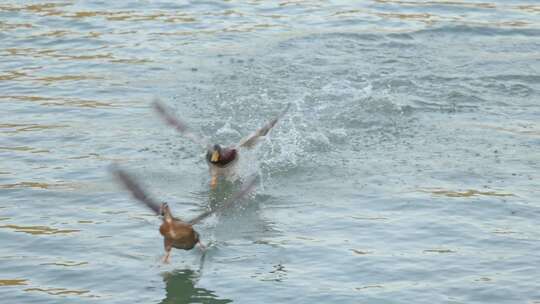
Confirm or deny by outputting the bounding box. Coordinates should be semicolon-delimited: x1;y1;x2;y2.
113;167;257;263
153;101;289;189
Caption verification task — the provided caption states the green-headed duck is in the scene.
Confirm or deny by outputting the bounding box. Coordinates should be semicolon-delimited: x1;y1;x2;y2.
153;101;289;188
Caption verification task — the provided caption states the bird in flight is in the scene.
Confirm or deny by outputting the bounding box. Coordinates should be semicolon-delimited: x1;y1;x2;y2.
112;166;257;263
153;100;290;189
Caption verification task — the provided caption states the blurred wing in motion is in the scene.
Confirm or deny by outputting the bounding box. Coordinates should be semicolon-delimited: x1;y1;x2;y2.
112;166;162;215
188;175;258;225
237;103;291;149
153;100;210;148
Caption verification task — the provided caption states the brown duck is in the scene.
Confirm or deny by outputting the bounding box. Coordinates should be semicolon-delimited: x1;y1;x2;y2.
113;167;257;263
153;101;290;188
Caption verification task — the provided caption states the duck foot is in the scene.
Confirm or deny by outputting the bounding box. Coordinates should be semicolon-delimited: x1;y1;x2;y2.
161;251;171;264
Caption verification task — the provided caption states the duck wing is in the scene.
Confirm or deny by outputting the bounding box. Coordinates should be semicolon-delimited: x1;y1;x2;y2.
237;103;291;149
188;175;258;225
153;100;211;149
112;166;162;215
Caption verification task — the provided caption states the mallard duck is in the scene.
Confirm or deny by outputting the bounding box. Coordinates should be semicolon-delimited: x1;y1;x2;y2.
113;167;257;263
153;101;290;188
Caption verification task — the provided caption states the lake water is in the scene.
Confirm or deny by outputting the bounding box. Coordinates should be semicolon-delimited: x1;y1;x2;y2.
1;1;539;303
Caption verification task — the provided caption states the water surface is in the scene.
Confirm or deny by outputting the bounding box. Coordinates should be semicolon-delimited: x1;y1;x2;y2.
1;1;539;303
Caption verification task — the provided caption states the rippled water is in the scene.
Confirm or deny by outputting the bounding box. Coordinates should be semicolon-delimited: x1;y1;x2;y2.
1;1;540;303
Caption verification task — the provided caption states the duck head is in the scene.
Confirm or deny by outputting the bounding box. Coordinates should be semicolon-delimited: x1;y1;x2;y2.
207;144;222;163
206;144;237;167
160;202;173;222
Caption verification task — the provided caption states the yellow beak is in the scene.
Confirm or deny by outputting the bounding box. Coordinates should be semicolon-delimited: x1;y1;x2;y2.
211;150;220;162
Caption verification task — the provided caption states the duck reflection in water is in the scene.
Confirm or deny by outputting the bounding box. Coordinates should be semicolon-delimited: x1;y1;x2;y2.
113;167;257;263
160;268;231;304
153;100;290;189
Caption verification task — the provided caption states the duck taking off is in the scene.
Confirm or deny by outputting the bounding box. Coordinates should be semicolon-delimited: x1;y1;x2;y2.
153;100;290;189
112;167;257;263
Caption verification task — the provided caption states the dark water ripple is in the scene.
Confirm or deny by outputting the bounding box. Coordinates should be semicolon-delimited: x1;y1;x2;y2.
1;0;540;303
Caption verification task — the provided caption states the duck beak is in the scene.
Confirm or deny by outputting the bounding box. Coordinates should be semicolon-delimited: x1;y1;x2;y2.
211;150;220;162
